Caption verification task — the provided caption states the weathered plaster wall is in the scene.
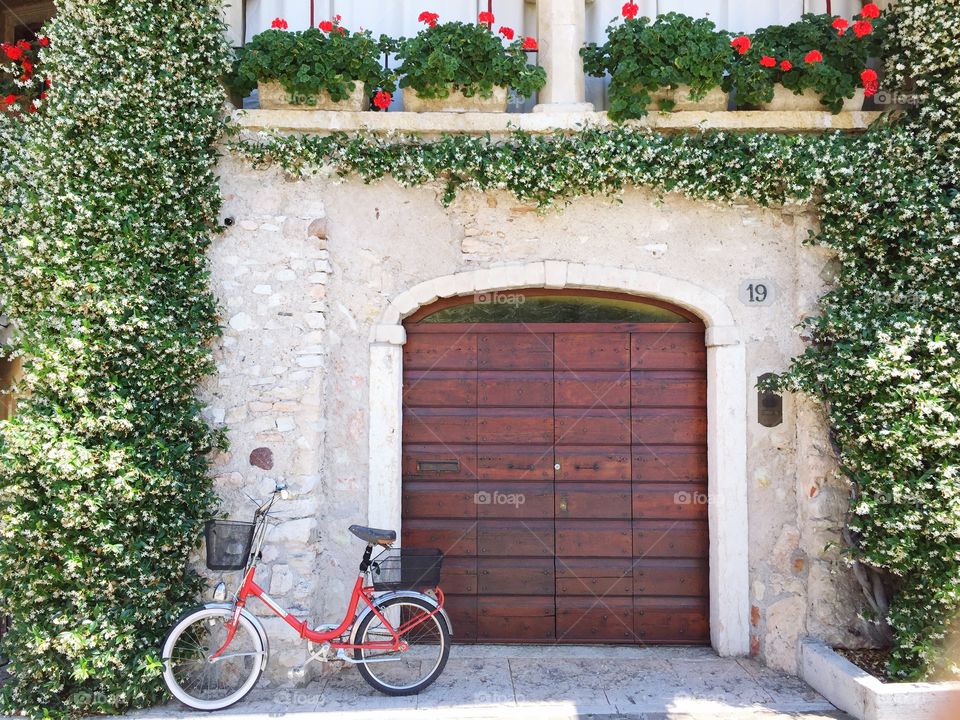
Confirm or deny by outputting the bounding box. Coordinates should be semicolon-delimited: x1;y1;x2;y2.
203;154;866;682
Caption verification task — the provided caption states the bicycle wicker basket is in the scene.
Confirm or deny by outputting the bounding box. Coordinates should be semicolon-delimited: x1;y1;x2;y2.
204;520;255;571
370;548;443;591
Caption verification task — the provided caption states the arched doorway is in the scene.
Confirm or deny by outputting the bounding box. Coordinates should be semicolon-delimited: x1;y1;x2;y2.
400;290;709;644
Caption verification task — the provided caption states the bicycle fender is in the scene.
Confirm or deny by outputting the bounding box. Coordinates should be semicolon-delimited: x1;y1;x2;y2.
202;602;271;671
349;590;453;645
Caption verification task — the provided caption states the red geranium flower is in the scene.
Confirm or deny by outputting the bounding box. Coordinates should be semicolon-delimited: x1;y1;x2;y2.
804;49;823;64
38;36;49;47
16;40;30;50
44;77;52;87
760;55;776;68
861;3;881;19
3;44;23;61
499;26;515;40
27;102;36;113
478;11;495;25
780;59;793;72
335;26;346;35
731;35;751;55
861;68;879;97
373;90;392;110
522;36;538;51
853;20;872;38
622;2;639;19
3;94;15;105
271;17;288;30
39;92;47;100
832;17;849;35
319;20;334;32
21;60;33;76
418;11;439;27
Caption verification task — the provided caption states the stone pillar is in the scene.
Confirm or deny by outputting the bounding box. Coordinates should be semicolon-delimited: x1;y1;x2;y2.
706;326;751;656
533;0;594;112
367;325;406;538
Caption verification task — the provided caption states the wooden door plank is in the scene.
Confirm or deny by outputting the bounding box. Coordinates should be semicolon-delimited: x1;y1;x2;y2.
634;558;709;598
477;444;554;481
633;445;707;483
633;520;709;559
403;481;478;520
403;443;478;481
555;447;631;482
632;408;707;446
404;370;477;407
478;370;553;407
478;519;554;557
556;483;632;519
556;408;631;445
404;333;477;370
555;332;630;370
631;370;707;407
404;407;477;444
479;408;553;444
478;332;553;370
556;519;632;557
635;597;710;644
631;332;706;370
632;483;709;521
557;596;636;642
555;371;630;408
478;557;554;595
476;481;553;520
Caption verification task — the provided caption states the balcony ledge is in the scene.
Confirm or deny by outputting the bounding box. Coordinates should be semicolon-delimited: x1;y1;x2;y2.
233;108;883;136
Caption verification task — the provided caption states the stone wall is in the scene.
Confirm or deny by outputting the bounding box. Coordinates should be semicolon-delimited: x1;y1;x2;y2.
204;152;868;682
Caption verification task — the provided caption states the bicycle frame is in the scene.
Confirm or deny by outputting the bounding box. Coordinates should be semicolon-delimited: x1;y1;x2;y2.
209;492;445;662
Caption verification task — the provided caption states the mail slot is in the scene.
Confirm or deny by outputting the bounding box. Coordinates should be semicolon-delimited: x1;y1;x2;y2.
417;460;460;473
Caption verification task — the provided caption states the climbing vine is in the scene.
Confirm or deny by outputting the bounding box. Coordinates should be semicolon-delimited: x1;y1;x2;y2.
0;1;228;718
0;0;954;717
233;0;959;683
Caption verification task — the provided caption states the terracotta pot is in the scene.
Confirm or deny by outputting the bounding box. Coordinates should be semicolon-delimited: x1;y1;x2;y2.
402;86;508;113
257;80;368;111
759;86;865;112
646;85;728;112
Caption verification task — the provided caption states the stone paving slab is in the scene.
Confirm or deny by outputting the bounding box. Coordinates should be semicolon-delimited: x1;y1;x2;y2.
5;646;850;720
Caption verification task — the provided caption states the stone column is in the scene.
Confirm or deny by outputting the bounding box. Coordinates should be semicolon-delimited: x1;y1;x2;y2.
706;326;751;657
367;325;406;539
533;0;594;112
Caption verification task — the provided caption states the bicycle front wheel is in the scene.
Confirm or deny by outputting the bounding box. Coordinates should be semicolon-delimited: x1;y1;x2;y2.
162;606;265;711
354;595;450;696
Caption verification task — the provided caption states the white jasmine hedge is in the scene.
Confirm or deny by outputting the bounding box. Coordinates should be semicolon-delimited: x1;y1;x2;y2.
0;0;957;717
0;0;229;717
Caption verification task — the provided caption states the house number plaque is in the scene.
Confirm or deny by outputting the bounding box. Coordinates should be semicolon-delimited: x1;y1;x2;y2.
739;279;776;306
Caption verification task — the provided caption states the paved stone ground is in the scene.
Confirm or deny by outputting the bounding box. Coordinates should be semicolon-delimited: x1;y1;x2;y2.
117;646;848;720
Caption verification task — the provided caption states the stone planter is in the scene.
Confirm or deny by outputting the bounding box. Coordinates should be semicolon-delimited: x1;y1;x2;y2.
402;86;508;113
647;85;728;112
759;86;865;112
258;80;369;111
800;639;960;720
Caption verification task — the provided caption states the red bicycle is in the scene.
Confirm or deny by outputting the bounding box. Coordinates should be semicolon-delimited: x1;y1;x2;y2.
161;484;451;711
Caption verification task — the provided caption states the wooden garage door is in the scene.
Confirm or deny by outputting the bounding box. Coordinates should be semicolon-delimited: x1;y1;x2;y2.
401;292;709;644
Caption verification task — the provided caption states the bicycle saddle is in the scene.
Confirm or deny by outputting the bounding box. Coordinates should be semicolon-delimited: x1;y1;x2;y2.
349;524;397;546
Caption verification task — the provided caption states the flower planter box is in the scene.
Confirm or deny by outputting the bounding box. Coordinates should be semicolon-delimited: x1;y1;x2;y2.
648;85;728;112
402;86;508;113
800;639;960;720
258;80;368;111
759;86;865;112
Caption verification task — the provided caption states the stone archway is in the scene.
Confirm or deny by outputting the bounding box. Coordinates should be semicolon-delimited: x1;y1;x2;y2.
366;261;749;656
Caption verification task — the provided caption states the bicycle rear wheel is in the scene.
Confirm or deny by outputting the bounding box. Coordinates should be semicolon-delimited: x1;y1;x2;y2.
354;595;450;696
162;606;265;711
